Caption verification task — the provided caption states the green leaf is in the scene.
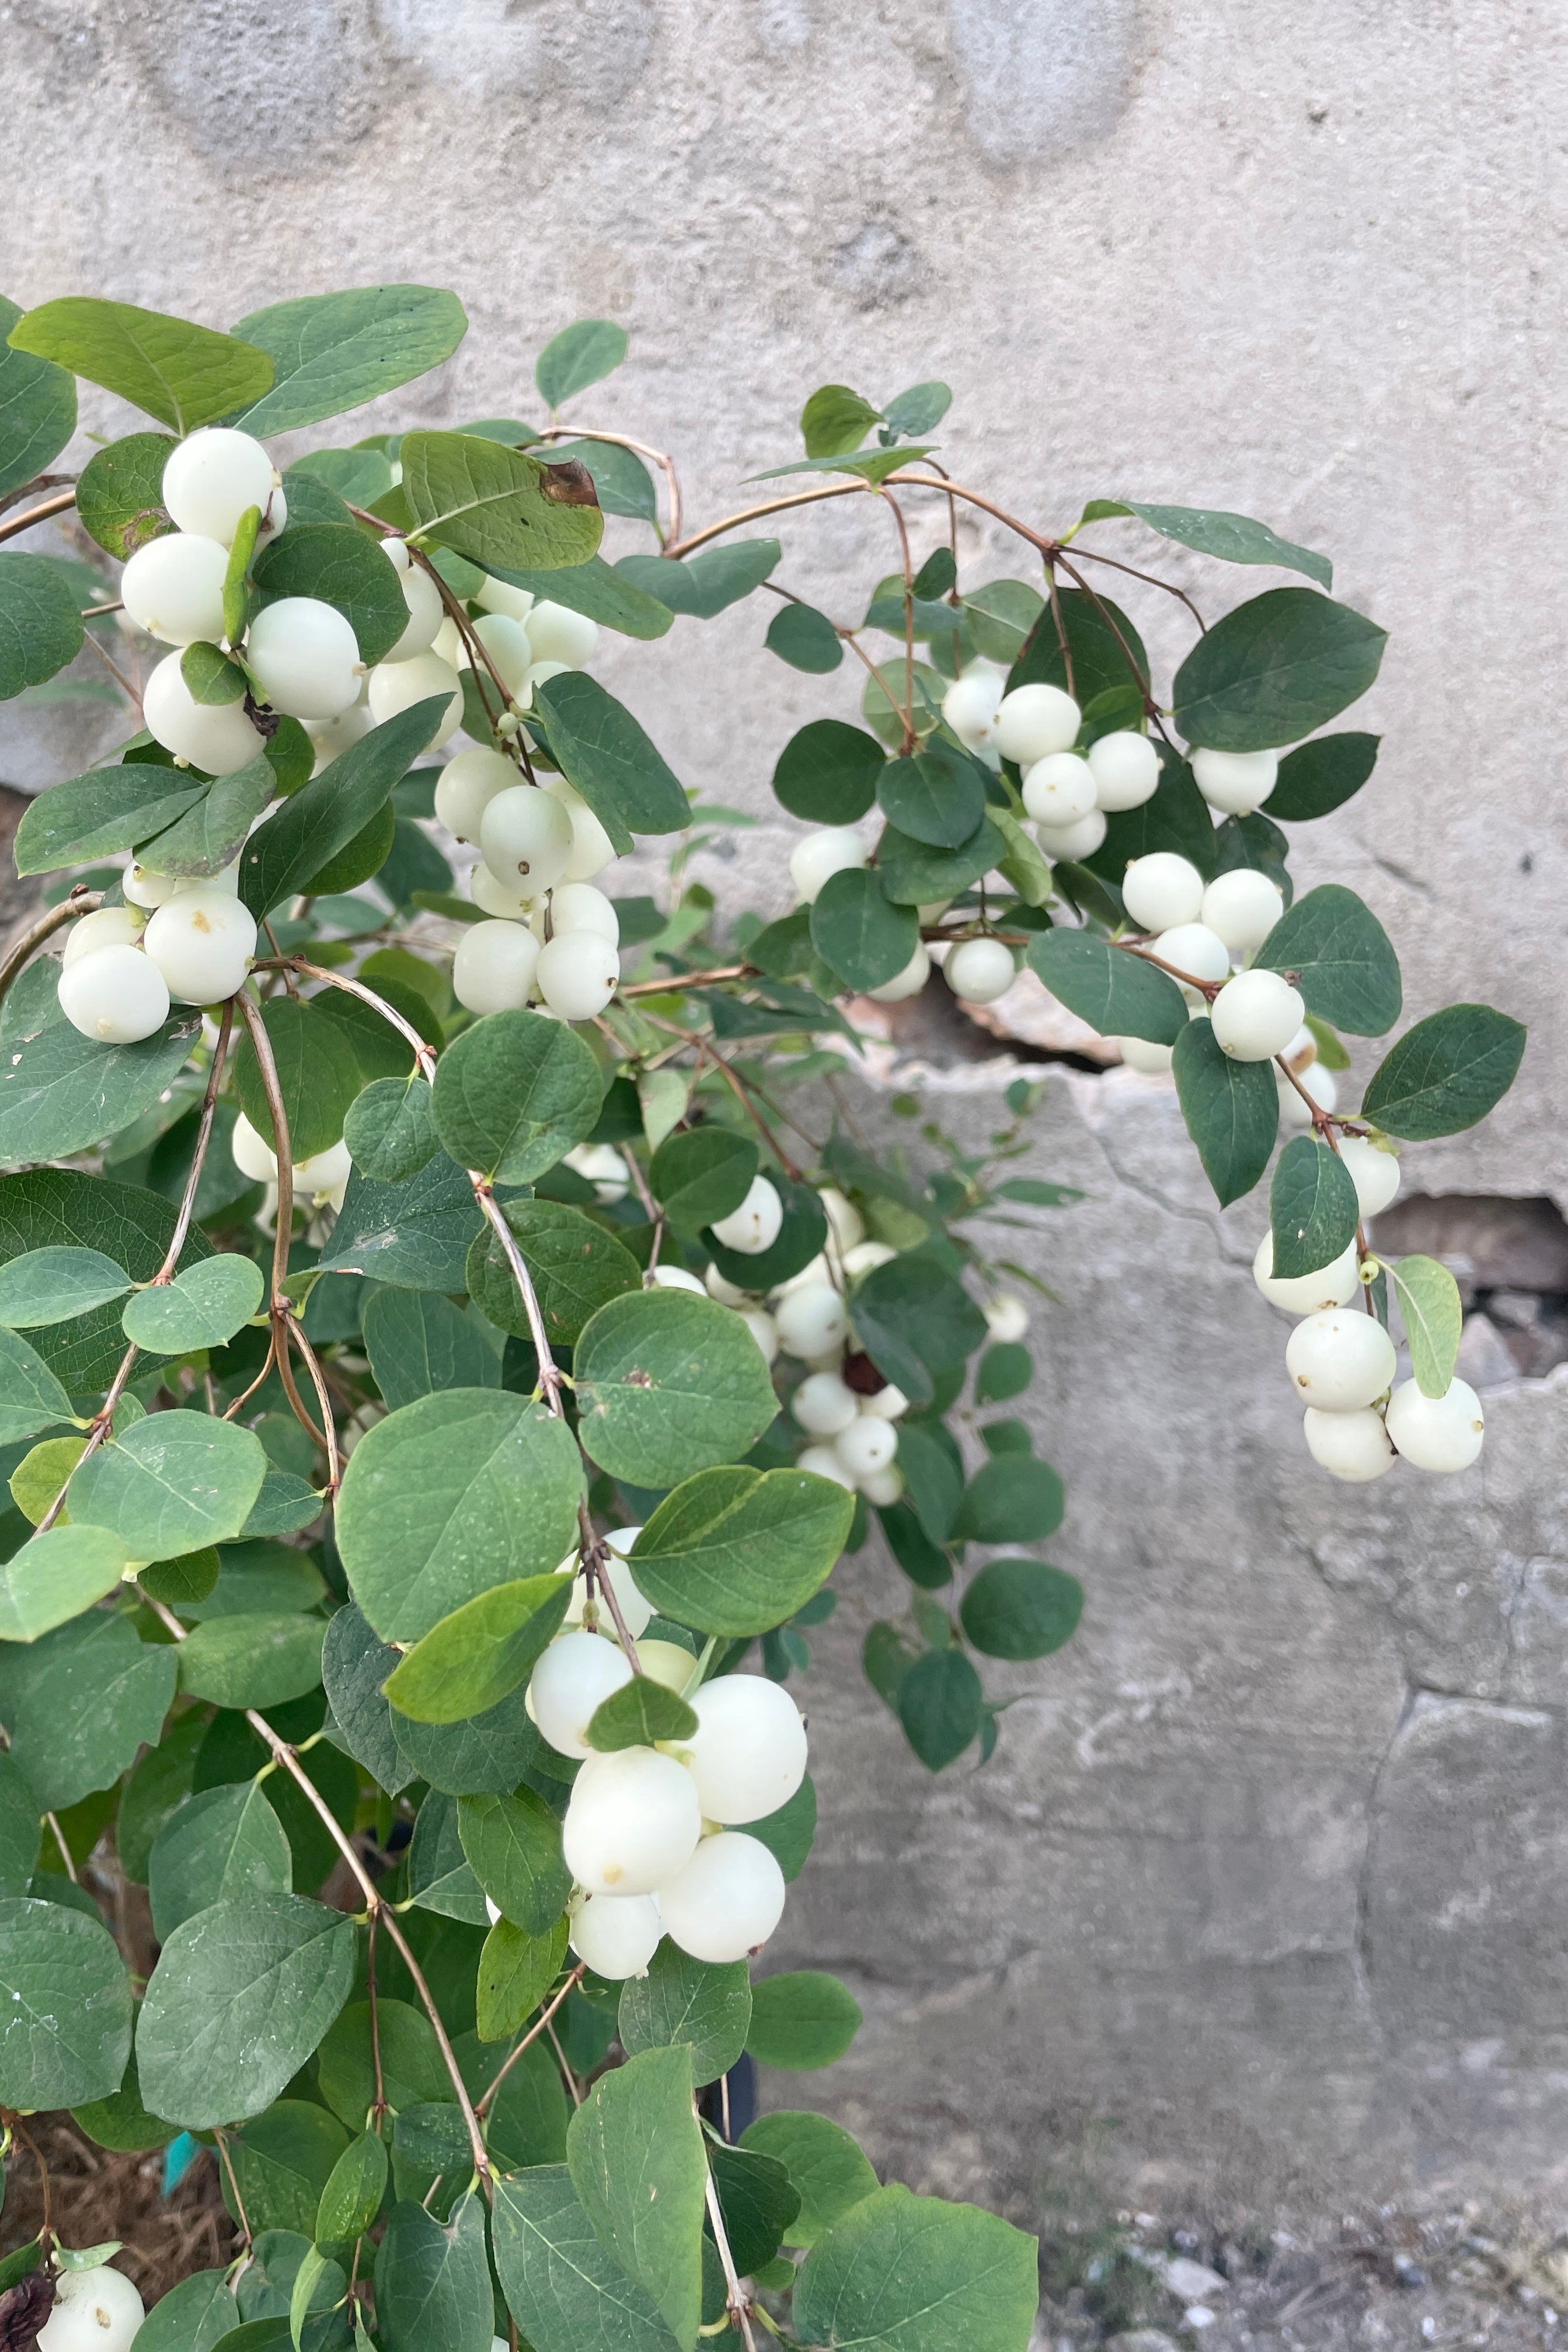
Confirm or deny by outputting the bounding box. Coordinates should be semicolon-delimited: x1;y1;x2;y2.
382;1573;572;1729
69;1410;267;1558
111;1710;206;1886
545;439;658;524
343;1076;439;1184
1082;498;1332;588
405;1787;488;1922
615;540;780;623
482;553;674;641
400;430;602;572
533;670;690;848
13;757;211;874
765;602;842;673
1254;883;1401;1036
72;2046;179;2154
1269;1135;1361;1281
374;2193;493;2352
1172;1018;1278;1205
7;298;274;433
705;2142;800;2276
466;1199;640;1344
740;2111;879;2248
897;1647;982;1769
130;2273;240;2352
1086;748;1219;885
179;638;247;705
587;1674;699;1751
320;1604;410;1791
319;1152;485;1292
800;384;881;457
0;1008;202;1163
1026;932;1188;1046
1009;585;1147;708
477;1911;569;2042
361;1287;501;1412
618;1946;751;2089
567;2044;707;2350
0;1169;217;1392
772;720;883;823
74;430;176;559
876;814;1009;907
886;381;952;438
536;320;629;409
0;1895;132;2108
794;2184;1039;2352
0;551;85;699
177;1612;326;1709
336;1390;583;1643
852;1258;987;1409
974;1344;1032;1406
1386;1254;1464;1399
630;1468;852;1636
231;285;468;437
0;292;75;497
0;1326;74;1445
0;1751;37;1897
1266;731;1379;822
493;2166;684;2352
252;523;409;666
810;869;918;993
234;996;363;1163
317;1997;449;2124
0;1611;175;1811
0;1524;129;1642
961;578;1043;667
458;1789;570;1933
148;1783;292;1942
959;1560;1082;1660
649;1130;758;1235
137;1891;356;2128
1359;1004;1527;1140
121;1254;264;1353
701;1174;828;1294
876;745;987;850
573;1290;780;1488
1172;587;1387;753
952;1454;1064;1546
240;699;449;918
747;1970;862;2069
431;1008;602;1185
748;1774;817;1881
316;2127;389;2244
134;750;280;882
753;447;935;487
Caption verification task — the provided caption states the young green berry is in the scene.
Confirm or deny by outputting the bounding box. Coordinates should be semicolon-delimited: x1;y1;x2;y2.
1303;1404;1398;1482
1337;1135;1401;1218
995;682;1081;766
525;600;598;667
144;651;264;773
536;930;620;1022
1030;807;1107;862
711;1175;783;1256
480;785;575;896
563;1745;702;1895
1199;868;1284;955
529;1629;635;1758
452;918;540;1015
683;1675;807;1824
366;651;464;747
57;945;169;1044
142;887;257;1003
1210;968;1304;1060
568;1891;663;1980
162;428;280;545
1285;1308;1397;1411
1087;729;1160;811
120;532;229;646
549;882;619;941
657;1830;787;1963
434;746;515;842
1252;1232;1360;1314
792;1370;859;1437
1191;747;1279;816
1384;1377;1485;1473
245;596;362;721
834;1413;898;1479
867;942;930;1002
1121;852;1205;932
62;906;144;966
1022;751;1096;827
944;937;1016;1003
790;825;866;904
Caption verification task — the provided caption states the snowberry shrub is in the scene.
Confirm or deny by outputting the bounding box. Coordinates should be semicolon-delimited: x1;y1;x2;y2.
0;289;1526;2352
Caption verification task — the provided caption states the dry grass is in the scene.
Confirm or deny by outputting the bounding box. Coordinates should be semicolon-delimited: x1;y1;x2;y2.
0;2115;235;2306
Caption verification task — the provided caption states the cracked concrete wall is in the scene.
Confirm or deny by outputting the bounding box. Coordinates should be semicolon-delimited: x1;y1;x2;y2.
4;0;1566;2218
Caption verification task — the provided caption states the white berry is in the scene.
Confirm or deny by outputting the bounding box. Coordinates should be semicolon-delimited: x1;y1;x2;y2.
385;560;445;661
649;1264;706;1294
941;670;1002;752
525;601;598;667
1022;752;1096;827
1253;1232;1360;1315
529;1629;634;1758
842;1240;896;1279
657;1830;786;1964
945;938;1016;1004
1152;921;1231;1006
859;1466;904;1507
468;612;534;698
834;1414;898;1479
294;1138;352;1207
1211;968;1304;1060
142;887;257;1003
366;651;464;747
789;827;866;905
1121;852;1205;932
1337;1136;1401;1219
1200;869;1285;956
1285;1308;1397;1411
1191;746;1279;816
795;1443;856;1490
541;778;616;883
1385;1377;1485;1474
983;1291;1030;1343
711;1175;784;1256
231;1111;278;1183
569;1892;663;1980
792;1371;859;1437
775;1284;849;1360
740;1309;779;1364
162;429;279;546
435;747;516;842
563;1745;702;1895
452;918;540;1015
246;597;362;722
550;883;619;942
563;1142;631;1202
120;532;229;647
867;943;930;1003
1116;1036;1174;1075
862;1382;908;1420
1277;1064;1339;1129
1031;808;1107;862
705;1264;753;1306
536;930;620;1022
62;907;143;966
57;945;169;1044
480;786;574;897
143;651;264;775
682;1675;807;1825
563;1546;653;1638
476;576;535;623
995;682;1081;766
38;2265;145;2352
471;866;537;921
1087;730;1160;811
1303;1405;1398;1483
820;1187;865;1255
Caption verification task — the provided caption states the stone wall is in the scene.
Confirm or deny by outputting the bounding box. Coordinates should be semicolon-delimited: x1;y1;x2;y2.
4;0;1566;2218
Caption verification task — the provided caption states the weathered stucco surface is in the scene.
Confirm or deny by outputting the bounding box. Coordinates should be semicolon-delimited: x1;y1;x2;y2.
3;0;1566;2219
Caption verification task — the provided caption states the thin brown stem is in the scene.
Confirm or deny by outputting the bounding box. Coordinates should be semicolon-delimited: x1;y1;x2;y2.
879;490;918;750
214;2128;253;2249
618;963;754;999
0;487;76;546
159;1002;233;1273
1041;562;1075;701
1053;550;1154;702
221;1332;278;1423
577;1500;642;1674
696;1040;802;1181
0;473;75;520
0;886;103;1010
474;1182;564;1413
366;1910;388;2125
536;425;683;546
34;1340;137;1535
44;1813;79;1883
545;2019;583;2107
1116;940;1222;999
1066;541;1208;634
236;992;295;1308
82;628;142;716
704;2148;761;2348
475;1965;586;2116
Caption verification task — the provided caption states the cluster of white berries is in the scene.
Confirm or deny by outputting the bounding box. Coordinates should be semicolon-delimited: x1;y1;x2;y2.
231;1111;352;1218
54;868;257;1046
442;759;622;1026
36;2266;145;2352
1252;1141;1485;1482
1110;849;1301;1077
523;1534;807;1975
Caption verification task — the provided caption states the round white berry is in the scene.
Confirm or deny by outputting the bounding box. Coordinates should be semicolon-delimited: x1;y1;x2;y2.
944;938;1016;1004
867;943;930;1003
471;866;536;921
550;883;619;942
37;2264;145;2352
795;1442;856;1490
705;1264;754;1306
525;601;598;667
143;651;265;775
682;1675;807;1824
1211;968;1305;1061
775;1284;849;1360
62;907;143;966
772;1254;830;1301
246;597;362;722
1303;1405;1398;1483
434;747;516;842
563;1142;631;1202
569;1892;663;1980
294;1138;352;1208
121;863;183;910
995;682;1081;766
819;1187;865;1256
536;931;620;1022
56;945;169;1044
649;1264;706;1294
162;428;279;545
1337;1136;1402;1219
119;532;229;647
861;1382;908;1421
452;918;540;1016
468;612;534;698
792;1371;859;1437
1285;1308;1397;1412
842;1240;896;1279
366;651;464;748
1030;808;1107;862
231;1111;278;1183
1087;730;1160;811
563;1745;702;1895
858;1466;904;1507
983;1291;1030;1343
538;776;617;883
386;560;445;661
740;1309;779;1364
710;1175;784;1256
563;1548;653;1638
1385;1378;1485;1474
1152;921;1231;1006
381;538;412;573
1252;1232;1360;1315
1115;1036;1174;1075
309;700;372;768
476;576;535;623
1022;752;1096;827
1277;1064;1339;1130
834;1414;898;1479
1200;869;1285;956
480;785;575;897
657;1830;786;1964
789;827;866;905
1121;852;1205;933
529;1629;635;1758
941;670;1002;751
1191;746;1280;816
142;887;257;1004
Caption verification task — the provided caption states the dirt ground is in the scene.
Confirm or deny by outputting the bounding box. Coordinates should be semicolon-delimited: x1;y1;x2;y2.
1;2116;235;2308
